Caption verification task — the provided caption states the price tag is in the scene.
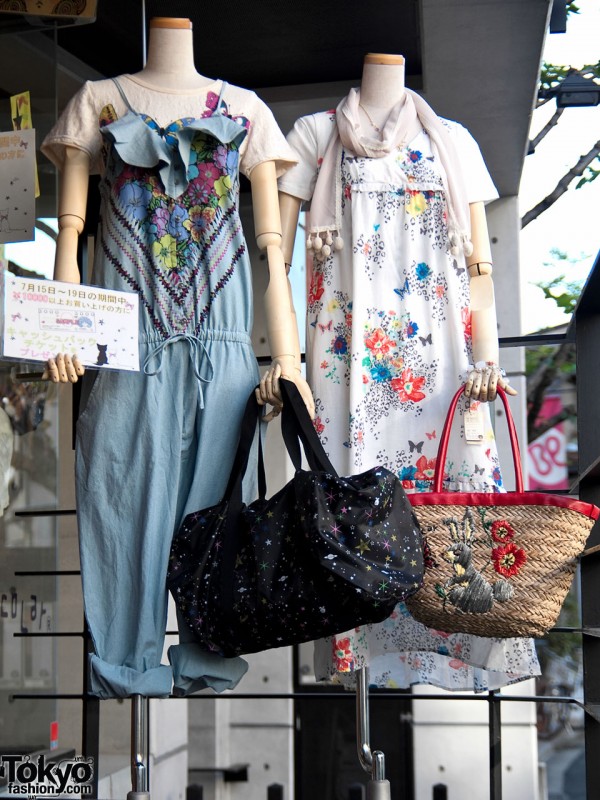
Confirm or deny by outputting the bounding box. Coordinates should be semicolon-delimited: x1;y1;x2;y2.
464;408;484;443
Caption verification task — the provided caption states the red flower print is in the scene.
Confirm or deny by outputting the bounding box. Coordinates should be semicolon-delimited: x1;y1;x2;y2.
344;184;352;200
436;283;445;299
320;360;329;369
196;162;219;203
333;637;354;672
365;327;395;356
492;542;527;578
391;368;426;402
461;307;472;341
362;374;369;384
491;520;515;543
415;454;436;481
313;416;325;435
308;271;325;305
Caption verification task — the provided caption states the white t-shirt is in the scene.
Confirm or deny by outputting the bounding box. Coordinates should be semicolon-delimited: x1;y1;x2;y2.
278;110;498;204
42;74;297;179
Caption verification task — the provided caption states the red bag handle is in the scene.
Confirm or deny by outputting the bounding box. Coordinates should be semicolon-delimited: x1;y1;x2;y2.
433;386;524;493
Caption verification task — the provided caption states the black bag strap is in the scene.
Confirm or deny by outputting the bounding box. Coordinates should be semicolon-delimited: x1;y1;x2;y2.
223;389;264;504
222;379;335;512
279;379;338;476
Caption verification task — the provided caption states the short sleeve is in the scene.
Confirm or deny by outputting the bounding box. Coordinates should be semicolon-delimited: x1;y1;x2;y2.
41;81;103;175
239;93;298;180
277;115;321;201
451;123;499;204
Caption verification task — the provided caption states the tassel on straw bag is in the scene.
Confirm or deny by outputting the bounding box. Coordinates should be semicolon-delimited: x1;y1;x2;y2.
406;387;599;638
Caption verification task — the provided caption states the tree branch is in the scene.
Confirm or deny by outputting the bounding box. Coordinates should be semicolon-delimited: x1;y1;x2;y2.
530;107;564;150
527;341;575;441
529;405;576;443
521;141;600;228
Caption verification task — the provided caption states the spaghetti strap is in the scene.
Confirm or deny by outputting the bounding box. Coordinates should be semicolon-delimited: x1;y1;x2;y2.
112;78;136;113
214;81;228;114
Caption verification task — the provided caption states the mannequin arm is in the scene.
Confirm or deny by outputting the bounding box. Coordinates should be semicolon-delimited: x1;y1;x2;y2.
464;201;515;401
44;146;89;383
250;162;314;418
54;147;89;282
279;191;303;268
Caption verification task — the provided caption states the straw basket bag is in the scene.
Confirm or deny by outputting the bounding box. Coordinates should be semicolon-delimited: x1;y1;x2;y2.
406;387;599;638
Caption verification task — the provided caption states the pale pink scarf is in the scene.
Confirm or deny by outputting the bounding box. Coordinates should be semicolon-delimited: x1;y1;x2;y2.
307;87;473;259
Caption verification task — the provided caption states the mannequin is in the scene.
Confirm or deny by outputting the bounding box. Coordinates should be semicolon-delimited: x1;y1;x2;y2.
276;53;539;693
41;16;312;699
279;53;512;404
46;17;310;413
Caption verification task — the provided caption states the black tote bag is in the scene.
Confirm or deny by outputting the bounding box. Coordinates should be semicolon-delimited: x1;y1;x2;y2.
167;379;424;657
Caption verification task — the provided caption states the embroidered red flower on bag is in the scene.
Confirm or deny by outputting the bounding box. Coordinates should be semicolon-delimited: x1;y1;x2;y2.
333;637;354;672
492;542;527;577
491;519;516;543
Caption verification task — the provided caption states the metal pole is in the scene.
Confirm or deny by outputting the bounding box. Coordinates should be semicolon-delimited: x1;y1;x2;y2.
356;667;391;799
127;694;151;800
141;0;147;66
356;667;373;774
81;618;99;799
488;691;502;800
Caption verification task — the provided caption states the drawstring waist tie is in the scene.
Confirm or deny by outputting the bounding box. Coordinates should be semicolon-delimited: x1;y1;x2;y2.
143;333;215;408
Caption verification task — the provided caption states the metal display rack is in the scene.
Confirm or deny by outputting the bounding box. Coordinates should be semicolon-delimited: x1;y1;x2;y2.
9;253;600;798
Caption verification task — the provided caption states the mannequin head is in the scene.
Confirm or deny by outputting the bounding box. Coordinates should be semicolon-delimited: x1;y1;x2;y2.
360;53;406;110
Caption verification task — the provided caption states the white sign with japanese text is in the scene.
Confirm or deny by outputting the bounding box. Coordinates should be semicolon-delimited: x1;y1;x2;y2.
1;272;140;371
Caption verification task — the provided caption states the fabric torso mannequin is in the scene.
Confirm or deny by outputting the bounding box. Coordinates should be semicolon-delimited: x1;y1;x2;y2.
47;16;311;415
277;53;539;692
41;16;311;699
130;17;214;91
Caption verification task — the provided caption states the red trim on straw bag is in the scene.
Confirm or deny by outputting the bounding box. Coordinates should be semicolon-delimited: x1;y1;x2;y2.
408;386;599;521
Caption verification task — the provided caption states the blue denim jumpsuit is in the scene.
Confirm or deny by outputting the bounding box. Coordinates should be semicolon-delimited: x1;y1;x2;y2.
74;81;259;697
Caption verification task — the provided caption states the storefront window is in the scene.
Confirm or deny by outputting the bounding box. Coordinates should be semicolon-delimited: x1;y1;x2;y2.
0;24;85;776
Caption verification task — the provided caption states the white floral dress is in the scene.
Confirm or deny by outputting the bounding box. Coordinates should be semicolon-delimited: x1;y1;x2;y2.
278;109;540;691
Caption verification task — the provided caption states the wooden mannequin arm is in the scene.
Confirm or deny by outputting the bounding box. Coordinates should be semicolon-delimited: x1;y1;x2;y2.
463;201;515;399
43;146;89;383
467;201;498;366
250;162;314;417
54;146;90;284
250;160;283;251
279;191;303;267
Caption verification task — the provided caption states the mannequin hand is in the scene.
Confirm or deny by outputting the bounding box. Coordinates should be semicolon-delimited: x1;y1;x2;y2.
463;361;517;402
256;361;315;422
43;353;85;383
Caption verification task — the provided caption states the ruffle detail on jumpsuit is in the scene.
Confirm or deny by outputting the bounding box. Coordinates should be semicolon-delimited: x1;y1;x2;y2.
101;111;248;198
